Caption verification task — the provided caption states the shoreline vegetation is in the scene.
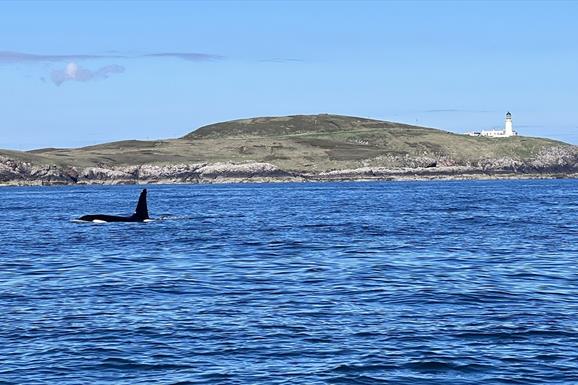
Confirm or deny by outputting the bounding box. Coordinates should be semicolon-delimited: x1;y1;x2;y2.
2;114;578;186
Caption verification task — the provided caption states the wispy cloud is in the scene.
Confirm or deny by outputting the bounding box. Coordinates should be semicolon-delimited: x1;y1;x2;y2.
423;109;492;113
51;62;125;86
2;50;225;87
143;52;223;61
0;50;224;64
259;58;304;63
0;51;124;63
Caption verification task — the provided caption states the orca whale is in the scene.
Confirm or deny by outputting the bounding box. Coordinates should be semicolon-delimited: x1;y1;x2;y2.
78;189;150;223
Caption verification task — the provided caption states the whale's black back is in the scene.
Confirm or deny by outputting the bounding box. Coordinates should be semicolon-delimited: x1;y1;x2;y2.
78;188;150;222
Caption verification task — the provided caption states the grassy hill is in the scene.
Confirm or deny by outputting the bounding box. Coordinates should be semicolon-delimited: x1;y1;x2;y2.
1;114;569;172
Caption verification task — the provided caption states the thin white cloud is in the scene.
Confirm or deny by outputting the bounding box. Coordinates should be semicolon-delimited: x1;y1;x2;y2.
51;62;125;86
0;50;225;87
423;109;492;113
258;58;304;63
0;50;223;64
0;51;123;63
143;52;223;61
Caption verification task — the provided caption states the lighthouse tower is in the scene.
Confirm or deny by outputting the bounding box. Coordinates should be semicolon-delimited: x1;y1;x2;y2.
504;112;515;136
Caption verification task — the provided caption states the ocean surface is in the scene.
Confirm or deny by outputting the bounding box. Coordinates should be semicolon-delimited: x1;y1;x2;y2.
1;180;577;385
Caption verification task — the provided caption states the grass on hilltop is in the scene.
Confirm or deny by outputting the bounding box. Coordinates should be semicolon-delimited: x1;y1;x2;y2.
1;114;568;171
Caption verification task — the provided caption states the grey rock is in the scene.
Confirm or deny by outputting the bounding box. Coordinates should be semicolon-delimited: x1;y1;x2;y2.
2;146;578;186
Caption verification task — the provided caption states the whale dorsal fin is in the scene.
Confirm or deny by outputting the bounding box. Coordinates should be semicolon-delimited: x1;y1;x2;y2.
134;189;149;220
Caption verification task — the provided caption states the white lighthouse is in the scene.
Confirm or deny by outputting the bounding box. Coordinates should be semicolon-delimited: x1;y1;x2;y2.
465;112;518;137
504;112;514;136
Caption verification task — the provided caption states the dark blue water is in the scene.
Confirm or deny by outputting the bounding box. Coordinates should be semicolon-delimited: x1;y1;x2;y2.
1;180;578;384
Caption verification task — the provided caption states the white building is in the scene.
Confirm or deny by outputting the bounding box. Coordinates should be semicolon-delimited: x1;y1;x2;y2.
466;112;517;137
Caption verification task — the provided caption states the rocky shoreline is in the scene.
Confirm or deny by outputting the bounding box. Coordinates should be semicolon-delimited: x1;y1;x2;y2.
2;144;578;186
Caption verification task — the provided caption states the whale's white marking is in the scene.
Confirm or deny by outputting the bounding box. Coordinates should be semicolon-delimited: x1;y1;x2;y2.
92;219;107;224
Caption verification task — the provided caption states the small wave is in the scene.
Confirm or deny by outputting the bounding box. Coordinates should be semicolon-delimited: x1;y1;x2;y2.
154;215;196;221
403;360;493;373
331;363;398;373
98;357;192;371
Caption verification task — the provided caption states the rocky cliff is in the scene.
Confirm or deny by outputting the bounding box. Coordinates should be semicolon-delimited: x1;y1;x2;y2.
2;145;578;186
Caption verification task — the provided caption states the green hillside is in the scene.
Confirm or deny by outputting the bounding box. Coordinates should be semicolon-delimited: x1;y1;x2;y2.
1;114;569;172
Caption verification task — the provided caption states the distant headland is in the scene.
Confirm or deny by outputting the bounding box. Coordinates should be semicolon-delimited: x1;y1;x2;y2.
1;114;577;185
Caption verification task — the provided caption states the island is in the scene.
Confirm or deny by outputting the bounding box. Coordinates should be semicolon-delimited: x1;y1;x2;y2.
1;114;577;185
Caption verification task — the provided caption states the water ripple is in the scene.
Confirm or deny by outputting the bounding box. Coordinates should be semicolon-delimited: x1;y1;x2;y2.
1;180;578;384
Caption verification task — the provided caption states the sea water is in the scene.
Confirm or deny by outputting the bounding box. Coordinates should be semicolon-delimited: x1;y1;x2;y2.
1;180;577;384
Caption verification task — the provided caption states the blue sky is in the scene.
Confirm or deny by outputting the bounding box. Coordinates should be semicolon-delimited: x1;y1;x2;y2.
1;0;577;149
